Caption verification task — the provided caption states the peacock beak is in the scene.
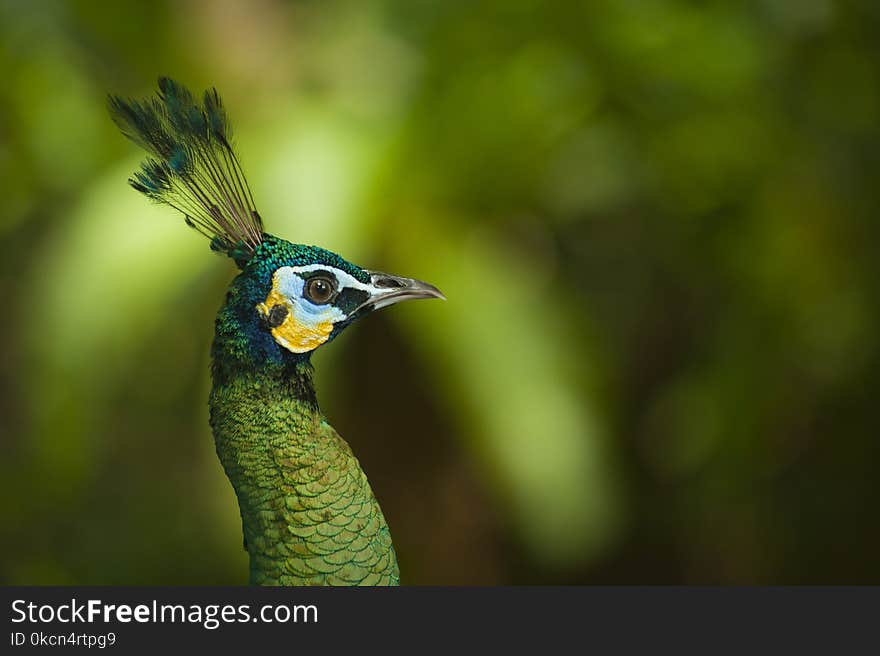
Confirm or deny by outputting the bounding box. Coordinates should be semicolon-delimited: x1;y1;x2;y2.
353;270;446;314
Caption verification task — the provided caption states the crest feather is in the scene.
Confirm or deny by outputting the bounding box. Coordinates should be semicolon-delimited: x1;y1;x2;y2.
109;78;263;262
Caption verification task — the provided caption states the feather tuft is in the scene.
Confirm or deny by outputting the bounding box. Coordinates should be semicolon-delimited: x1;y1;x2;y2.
108;78;264;262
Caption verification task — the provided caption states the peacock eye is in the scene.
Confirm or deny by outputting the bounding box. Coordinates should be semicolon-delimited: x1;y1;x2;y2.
304;276;336;304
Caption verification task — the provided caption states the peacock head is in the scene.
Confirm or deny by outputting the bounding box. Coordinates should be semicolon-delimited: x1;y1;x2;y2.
108;78;444;364
246;236;443;355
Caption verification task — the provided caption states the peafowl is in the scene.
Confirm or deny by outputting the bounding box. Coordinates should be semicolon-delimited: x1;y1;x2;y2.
108;78;443;586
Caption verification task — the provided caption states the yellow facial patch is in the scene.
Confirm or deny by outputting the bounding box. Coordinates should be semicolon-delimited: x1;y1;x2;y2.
257;285;336;354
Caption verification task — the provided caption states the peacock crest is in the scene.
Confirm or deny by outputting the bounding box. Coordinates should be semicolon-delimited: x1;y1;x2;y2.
108;78;263;264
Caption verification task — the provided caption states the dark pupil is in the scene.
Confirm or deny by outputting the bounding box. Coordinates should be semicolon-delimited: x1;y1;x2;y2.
307;278;333;303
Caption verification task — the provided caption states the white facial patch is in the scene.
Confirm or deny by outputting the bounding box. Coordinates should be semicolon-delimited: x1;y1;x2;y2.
258;265;379;354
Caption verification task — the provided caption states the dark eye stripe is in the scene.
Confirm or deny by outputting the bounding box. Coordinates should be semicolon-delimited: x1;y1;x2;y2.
300;269;336;280
333;287;369;314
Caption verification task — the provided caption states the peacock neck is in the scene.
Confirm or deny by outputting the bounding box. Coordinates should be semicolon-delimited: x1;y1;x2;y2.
208;358;399;585
208;357;318;572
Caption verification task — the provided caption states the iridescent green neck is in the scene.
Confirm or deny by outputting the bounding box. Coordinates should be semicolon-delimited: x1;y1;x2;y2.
208;362;311;582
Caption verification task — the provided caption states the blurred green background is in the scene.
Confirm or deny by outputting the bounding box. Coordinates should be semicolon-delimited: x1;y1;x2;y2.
1;0;879;585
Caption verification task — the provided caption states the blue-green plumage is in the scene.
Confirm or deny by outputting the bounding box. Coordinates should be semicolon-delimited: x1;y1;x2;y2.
109;78;443;585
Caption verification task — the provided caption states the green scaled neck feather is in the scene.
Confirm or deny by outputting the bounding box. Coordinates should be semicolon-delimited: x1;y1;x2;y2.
109;78;443;585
